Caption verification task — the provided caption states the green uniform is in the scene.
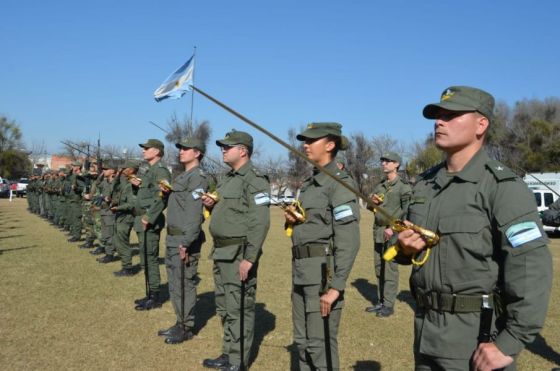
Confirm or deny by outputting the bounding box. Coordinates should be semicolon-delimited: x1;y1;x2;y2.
291;160;360;371
165;166;208;330
112;178;137;269
97;177;116;251
209;160;270;367
66;172;85;239
404;150;552;369
133;159;171;294
372;175;411;309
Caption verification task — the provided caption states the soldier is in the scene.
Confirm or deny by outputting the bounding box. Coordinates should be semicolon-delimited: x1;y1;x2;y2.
285;122;360;371
131;139;171;311
158;138;208;344
202;130;270;371
112;160;141;277
396;86;552;370
80;162;99;249
365;152;411;317
67;161;86;242
95;162;118;262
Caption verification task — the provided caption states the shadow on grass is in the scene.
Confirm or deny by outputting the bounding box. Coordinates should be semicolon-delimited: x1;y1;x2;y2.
526;333;560;366
0;245;38;255
352;360;381;370
396;290;416;311
250;302;276;366
0;234;24;240
193;291;216;334
352;278;378;305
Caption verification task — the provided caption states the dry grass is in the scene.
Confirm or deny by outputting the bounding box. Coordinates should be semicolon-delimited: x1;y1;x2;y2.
0;198;559;370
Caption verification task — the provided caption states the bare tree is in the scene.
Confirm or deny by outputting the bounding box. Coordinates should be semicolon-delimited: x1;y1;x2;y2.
287;127;311;192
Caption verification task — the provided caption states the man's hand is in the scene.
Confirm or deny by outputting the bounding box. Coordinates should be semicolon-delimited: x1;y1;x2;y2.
397;221;427;256
320;288;340;317
383;227;394;242
371;194;383;205
239;259;253;281
472;343;513;371
284;211;297;224
178;245;188;263
129;177;142;187
110;206;117;213
83;194;91;201
141;217;149;231
201;194;216;209
159;184;171;194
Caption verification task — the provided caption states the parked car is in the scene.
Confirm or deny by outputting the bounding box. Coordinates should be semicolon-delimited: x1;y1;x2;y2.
16;178;29;197
0;177;10;198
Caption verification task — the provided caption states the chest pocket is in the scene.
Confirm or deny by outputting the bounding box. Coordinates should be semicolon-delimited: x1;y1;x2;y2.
438;214;493;278
221;188;246;214
302;195;331;226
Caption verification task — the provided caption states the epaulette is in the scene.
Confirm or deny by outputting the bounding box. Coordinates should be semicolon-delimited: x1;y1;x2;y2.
251;167;268;180
419;162;445;180
485;160;517;182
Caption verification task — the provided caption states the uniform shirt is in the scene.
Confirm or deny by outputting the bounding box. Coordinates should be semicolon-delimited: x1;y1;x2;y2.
372;175;412;243
134;159;171;230
112;177;137;224
407;149;552;358
166;166;208;249
209;160;270;263
291;160;360;292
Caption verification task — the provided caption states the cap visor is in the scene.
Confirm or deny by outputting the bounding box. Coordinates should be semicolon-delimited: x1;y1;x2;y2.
296;130;326;141
423;102;476;119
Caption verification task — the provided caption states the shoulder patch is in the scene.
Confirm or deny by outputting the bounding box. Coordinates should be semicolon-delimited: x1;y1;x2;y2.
485;160;517;181
506;221;542;248
254;192;270;205
333;204;353;220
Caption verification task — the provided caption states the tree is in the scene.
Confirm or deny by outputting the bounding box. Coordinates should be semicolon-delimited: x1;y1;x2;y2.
0;150;32;179
406;134;444;179
344;132;375;195
0;116;23;152
286;127;311;192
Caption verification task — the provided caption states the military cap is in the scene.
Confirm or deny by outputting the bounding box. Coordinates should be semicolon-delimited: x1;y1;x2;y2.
101;161;117;170
423;86;495;123
380;151;402;164
139;138;165;152
297;122;343;140
176;137;206;154
216;130;253;150
297;122;349;150
71;161;82;167
123;160;141;170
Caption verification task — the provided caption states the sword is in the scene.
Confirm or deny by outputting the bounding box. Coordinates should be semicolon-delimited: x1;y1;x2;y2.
191;86;440;264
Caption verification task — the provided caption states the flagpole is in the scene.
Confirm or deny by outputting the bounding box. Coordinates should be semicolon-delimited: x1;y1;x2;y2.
189;46;197;127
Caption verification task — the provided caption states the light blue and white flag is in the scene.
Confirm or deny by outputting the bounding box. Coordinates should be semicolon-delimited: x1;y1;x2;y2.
154;54;195;102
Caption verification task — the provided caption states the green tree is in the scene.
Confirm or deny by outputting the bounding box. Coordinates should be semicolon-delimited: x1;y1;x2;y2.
0;116;23;152
0;149;32;179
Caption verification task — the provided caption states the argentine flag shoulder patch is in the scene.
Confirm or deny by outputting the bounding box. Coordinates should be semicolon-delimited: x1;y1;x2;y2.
506;221;542;248
254;192;270;206
192;188;204;200
333;204;353;220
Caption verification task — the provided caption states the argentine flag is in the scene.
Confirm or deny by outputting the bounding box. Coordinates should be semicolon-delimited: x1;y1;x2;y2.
154;54;195;102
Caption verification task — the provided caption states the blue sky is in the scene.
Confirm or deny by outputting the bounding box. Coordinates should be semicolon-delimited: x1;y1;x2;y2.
1;0;559;161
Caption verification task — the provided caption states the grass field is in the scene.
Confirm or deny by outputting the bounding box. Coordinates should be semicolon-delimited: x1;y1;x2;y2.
1;198;559;370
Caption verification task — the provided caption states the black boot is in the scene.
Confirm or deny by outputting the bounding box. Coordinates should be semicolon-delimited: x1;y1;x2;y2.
135;292;162;311
158;322;180;337
164;325;193;344
67;236;81;242
203;354;229;369
114;267;136;277
90;246;105;255
97;254;117;264
134;295;149;305
79;241;94;249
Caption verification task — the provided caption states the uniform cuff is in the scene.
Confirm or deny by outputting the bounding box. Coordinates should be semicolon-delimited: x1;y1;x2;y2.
330;278;346;292
494;329;524;357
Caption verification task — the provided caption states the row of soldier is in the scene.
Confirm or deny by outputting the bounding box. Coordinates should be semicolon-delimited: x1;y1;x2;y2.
25;85;552;371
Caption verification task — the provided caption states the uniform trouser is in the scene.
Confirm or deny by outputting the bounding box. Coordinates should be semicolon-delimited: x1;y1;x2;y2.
100;213;115;254
94;212;102;241
374;241;399;308
166;246;200;329
292;284;342;371
114;217;134;268
82;202;96;243
414;352;516;371
137;228;162;293
68;201;83;238
57;201;66;226
39;194;45;216
213;259;257;367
